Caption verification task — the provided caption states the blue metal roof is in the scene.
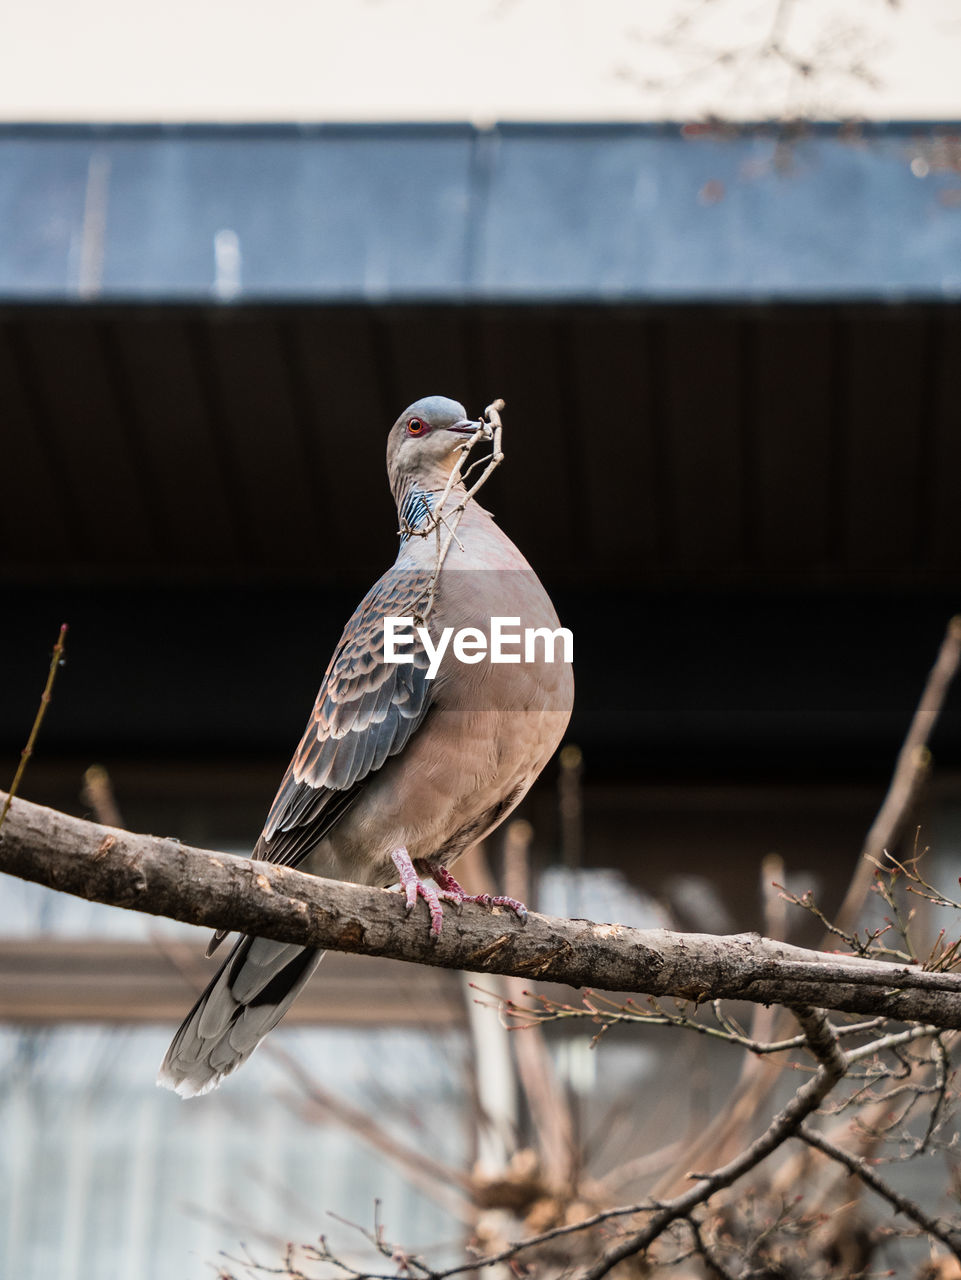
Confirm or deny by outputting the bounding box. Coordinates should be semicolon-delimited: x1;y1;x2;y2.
1;122;960;303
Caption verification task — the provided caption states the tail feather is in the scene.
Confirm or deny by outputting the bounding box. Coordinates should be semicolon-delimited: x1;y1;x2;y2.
158;937;324;1098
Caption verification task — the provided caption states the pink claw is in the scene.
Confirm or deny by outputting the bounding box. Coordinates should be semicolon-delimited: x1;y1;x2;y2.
425;861;528;923
391;848;445;936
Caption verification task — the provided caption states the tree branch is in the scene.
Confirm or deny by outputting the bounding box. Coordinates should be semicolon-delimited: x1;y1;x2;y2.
578;1006;849;1279
796;1122;961;1258
5;792;961;1030
833;614;961;938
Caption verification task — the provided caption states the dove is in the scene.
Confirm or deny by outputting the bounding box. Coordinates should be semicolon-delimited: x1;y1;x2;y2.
158;396;574;1096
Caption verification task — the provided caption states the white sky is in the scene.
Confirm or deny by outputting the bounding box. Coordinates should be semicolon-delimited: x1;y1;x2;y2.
0;0;959;122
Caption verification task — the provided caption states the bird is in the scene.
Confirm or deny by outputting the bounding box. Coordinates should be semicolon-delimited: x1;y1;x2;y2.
158;395;574;1097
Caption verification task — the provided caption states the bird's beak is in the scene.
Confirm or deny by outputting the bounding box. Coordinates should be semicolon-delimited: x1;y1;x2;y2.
447;418;491;439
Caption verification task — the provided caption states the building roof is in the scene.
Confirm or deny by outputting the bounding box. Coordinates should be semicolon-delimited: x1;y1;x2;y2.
2;122;961;303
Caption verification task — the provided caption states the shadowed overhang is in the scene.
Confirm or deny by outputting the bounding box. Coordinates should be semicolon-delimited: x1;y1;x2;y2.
2;124;960;773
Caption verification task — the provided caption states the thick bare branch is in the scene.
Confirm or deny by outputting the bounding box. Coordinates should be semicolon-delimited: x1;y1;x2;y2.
5;792;961;1030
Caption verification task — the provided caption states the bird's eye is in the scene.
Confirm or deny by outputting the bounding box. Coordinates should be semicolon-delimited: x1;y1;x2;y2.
407;418;428;436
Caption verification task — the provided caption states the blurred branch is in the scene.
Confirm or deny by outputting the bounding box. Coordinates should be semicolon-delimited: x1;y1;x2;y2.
499;818;576;1188
618;0;895;121
81;764;124;829
834;615;961;939
558;743;583;874
266;1043;476;1223
6;791;961;1030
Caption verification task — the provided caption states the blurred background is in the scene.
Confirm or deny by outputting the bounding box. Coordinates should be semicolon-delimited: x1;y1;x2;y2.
3;2;961;1277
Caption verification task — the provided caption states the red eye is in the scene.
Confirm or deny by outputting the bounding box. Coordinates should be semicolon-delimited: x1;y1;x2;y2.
407;417;428;436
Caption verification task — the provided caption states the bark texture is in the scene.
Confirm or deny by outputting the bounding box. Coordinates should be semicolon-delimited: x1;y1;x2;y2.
3;790;961;1028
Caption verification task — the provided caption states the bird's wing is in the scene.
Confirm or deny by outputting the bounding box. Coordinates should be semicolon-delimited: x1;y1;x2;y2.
205;567;432;956
207;565;435;957
260;565;434;866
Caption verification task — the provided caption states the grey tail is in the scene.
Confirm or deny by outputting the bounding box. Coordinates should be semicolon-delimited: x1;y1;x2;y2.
157;936;324;1097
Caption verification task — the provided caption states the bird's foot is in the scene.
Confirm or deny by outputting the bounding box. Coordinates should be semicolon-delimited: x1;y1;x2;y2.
424;861;528;923
391;847;445;936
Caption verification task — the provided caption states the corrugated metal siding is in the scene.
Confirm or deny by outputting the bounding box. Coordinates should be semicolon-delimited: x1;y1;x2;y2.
0;881;470;1280
0;1024;468;1280
3;300;961;772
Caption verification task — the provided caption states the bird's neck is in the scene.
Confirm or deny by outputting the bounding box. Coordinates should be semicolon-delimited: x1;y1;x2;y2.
393;474;470;542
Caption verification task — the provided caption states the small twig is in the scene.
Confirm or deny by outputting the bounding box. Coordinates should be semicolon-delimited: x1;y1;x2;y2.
324;1206;433;1277
684;1213;748;1280
0;623;68;833
844;1023;941;1066
413;399;505;628
494;980;954;1062
914;1035;951;1158
776;883;866;954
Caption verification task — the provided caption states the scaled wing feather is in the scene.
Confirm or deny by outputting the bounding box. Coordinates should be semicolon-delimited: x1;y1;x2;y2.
261;567;433;862
205;569;433;956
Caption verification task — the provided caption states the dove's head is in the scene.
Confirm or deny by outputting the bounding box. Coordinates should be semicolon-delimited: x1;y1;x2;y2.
386;396;489;500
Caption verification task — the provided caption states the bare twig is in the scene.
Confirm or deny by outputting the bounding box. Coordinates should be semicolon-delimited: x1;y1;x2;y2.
495;988;893;1058
217;988;956;1280
844;1023;942;1065
684;1212;751;1280
413;399;505;628
619;0;897;121
0;623;68;833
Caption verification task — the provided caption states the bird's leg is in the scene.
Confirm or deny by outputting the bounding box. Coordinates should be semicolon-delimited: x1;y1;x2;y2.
424;861;528;923
391;847;445;936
